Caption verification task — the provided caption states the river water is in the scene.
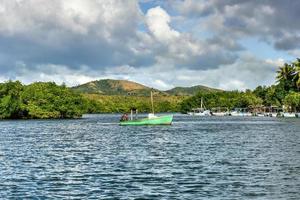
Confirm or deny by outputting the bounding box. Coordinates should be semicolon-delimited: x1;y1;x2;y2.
0;114;299;199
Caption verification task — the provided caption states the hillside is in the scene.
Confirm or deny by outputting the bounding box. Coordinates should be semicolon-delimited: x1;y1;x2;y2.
165;85;222;96
72;79;221;96
72;79;164;96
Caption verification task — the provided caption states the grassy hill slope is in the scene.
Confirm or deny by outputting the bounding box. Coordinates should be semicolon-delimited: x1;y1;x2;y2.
165;85;222;96
72;79;164;96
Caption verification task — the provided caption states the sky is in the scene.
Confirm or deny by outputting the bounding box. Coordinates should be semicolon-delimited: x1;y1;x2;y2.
0;0;299;90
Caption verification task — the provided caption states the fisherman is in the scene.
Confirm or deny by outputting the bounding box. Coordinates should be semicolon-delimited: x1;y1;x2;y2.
120;113;128;121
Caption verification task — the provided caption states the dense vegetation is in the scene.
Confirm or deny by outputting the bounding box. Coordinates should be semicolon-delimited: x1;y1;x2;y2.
0;81;88;119
180;90;262;113
84;94;186;113
165;85;221;96
180;58;300;113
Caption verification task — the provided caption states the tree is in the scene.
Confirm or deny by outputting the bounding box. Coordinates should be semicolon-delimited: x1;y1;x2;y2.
0;81;24;119
276;62;295;91
283;92;300;112
20;82;87;119
292;58;300;90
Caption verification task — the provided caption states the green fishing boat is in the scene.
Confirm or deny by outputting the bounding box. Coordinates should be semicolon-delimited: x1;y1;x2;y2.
119;91;173;126
120;114;173;126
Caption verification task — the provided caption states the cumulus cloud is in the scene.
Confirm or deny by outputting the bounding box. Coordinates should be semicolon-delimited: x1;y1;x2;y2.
0;0;149;69
146;6;180;42
0;1;237;78
144;6;238;69
6;63;97;86
0;0;297;90
175;0;300;51
175;0;215;17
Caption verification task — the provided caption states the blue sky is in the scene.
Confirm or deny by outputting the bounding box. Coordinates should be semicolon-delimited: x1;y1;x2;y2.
0;0;299;90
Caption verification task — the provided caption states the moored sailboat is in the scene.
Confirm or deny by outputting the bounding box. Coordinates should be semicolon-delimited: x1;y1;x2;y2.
281;112;296;118
211;107;230;116
187;98;212;116
230;108;252;116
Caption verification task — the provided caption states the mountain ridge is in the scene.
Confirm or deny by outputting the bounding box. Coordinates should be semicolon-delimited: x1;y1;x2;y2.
72;79;221;96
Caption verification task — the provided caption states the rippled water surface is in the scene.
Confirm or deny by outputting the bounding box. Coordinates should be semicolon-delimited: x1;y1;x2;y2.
0;114;300;199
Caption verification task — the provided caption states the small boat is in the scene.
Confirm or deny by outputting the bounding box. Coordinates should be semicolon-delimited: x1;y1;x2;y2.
230;111;252;117
188;98;211;116
119;91;173;126
255;113;265;117
267;112;278;117
211;107;230;116
188;109;211;116
212;112;228;116
230;108;252;116
282;112;296;118
120;113;173;126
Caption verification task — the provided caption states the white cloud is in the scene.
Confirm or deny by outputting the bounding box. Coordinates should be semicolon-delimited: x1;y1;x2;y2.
144;6;237;69
265;58;285;67
146;6;179;42
153;79;170;90
0;0;141;37
220;80;247;91
11;63;97;86
176;0;214;17
176;0;300;50
0;0;151;69
0;76;7;83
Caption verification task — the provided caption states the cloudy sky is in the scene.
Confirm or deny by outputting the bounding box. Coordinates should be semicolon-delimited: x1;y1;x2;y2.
0;0;299;90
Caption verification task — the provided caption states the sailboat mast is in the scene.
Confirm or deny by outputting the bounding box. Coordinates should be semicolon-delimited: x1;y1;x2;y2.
201;97;203;109
151;90;154;114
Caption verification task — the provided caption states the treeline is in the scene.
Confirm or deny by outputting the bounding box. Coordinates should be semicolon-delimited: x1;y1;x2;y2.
180;91;262;113
0;81;89;119
180;58;300;113
84;94;186;113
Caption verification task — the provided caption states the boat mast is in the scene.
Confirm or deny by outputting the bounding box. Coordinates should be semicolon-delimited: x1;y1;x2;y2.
151;90;154;114
201;97;203;110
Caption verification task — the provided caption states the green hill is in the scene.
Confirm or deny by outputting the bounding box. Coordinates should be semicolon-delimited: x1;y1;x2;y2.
72;79;221;96
165;85;222;96
72;79;164;96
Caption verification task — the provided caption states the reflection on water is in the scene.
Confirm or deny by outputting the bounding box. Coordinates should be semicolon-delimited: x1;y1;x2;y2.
0;114;299;199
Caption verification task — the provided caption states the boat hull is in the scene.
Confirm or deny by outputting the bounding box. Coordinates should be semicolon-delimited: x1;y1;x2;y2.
282;113;296;118
212;112;229;116
230;112;252;117
120;115;173;126
255;113;265;117
187;110;211;116
269;113;277;117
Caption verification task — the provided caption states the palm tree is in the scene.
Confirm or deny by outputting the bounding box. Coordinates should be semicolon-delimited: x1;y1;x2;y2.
276;62;296;91
292;58;300;90
276;63;295;81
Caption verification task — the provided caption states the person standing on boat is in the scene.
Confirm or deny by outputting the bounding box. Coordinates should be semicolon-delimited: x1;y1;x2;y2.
120;113;128;121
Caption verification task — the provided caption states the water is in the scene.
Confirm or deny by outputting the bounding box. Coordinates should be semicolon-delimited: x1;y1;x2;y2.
0;114;299;199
